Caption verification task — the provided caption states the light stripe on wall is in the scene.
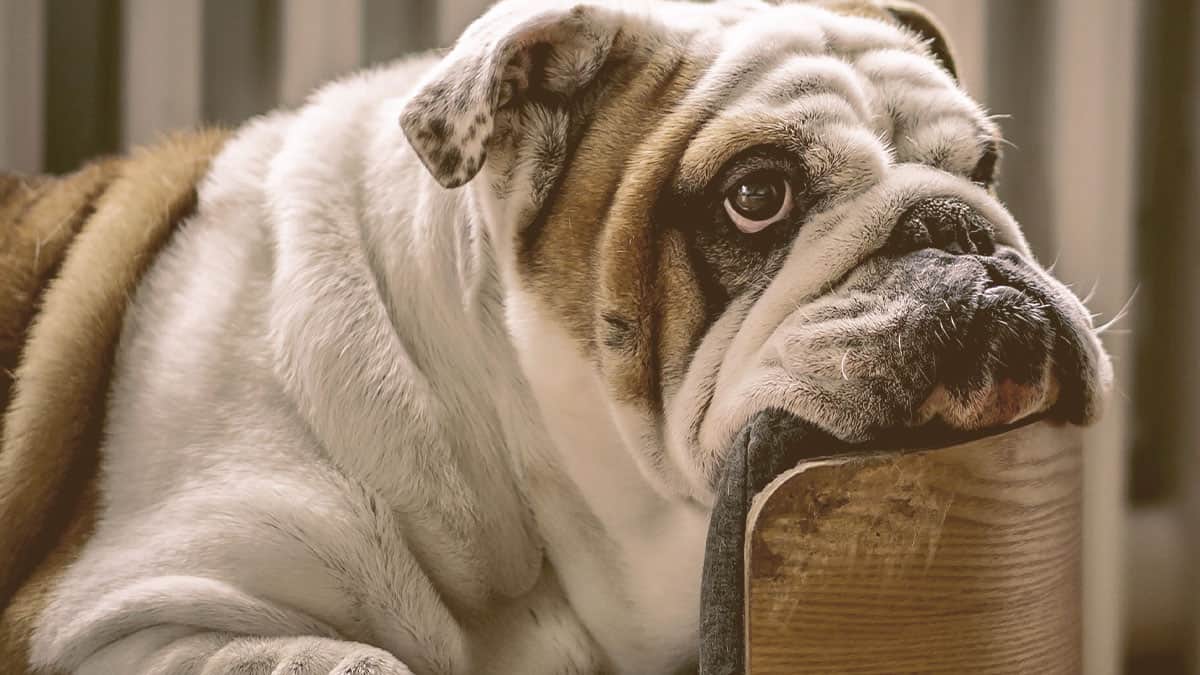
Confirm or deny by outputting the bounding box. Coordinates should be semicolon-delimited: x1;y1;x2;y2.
0;0;45;173
279;0;365;107
914;0;987;100
122;0;203;149
1046;1;1139;673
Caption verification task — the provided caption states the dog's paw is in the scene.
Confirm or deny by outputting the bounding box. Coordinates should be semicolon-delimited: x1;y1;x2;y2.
269;639;411;675
325;649;413;675
196;637;411;675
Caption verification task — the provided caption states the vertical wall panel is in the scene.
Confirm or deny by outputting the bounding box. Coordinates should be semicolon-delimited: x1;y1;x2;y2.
44;0;121;173
279;0;365;106
1126;0;1199;671
1130;0;1199;505
1046;1;1139;674
1126;507;1190;666
985;4;1135;669
365;0;437;65
985;1;1056;260
914;0;987;99
1190;8;1200;669
203;0;281;128
121;0;203;149
0;1;45;172
436;0;490;46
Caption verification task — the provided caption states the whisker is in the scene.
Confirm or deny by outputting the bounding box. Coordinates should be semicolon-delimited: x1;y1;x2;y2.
1096;316;1127;335
1046;249;1062;273
995;136;1019;151
1095;285;1140;335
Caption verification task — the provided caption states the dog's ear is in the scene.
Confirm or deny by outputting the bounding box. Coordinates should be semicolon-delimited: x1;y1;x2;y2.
399;3;617;189
879;1;958;79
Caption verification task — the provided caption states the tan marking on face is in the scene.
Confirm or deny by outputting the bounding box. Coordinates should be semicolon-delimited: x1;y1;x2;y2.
518;37;710;412
655;229;708;398
594;64;747;413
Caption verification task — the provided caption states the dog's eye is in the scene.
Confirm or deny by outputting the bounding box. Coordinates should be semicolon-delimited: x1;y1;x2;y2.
723;171;793;233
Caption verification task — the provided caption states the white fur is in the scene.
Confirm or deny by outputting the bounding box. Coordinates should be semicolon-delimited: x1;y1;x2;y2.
506;288;709;672
30;59;601;674
28;39;704;673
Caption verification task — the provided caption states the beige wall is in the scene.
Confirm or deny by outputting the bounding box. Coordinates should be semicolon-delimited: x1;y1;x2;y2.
0;1;44;173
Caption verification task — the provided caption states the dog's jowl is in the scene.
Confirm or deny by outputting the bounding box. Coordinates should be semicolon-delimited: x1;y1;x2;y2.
0;1;1110;674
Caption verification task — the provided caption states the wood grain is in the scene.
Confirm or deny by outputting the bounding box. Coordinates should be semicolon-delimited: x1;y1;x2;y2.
745;421;1083;674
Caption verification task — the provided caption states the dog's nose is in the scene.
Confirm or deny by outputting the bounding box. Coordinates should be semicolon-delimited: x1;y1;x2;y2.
887;197;996;256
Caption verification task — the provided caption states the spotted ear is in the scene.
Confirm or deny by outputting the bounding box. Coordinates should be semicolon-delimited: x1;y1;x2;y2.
881;1;958;79
399;3;617;189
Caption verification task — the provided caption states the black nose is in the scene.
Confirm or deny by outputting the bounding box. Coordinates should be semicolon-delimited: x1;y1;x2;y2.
887;197;997;256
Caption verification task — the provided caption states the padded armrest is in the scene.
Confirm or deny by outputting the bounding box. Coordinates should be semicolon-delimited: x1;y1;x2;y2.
700;417;1083;675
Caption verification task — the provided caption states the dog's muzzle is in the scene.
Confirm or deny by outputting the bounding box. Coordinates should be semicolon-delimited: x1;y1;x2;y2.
768;196;1104;441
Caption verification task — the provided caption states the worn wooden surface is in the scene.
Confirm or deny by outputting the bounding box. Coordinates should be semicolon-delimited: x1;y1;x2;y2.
745;421;1083;674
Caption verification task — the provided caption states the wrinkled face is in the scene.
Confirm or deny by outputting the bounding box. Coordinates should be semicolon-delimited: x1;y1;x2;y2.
401;0;1111;503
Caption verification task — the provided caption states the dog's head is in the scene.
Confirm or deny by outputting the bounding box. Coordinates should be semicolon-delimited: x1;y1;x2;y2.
400;0;1111;503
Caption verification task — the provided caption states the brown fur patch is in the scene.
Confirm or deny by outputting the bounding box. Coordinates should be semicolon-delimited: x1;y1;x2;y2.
0;130;228;673
0;164;119;440
519;42;696;343
519;36;716;414
655;229;708;396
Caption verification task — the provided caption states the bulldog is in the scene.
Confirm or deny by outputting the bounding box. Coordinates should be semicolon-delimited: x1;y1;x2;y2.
0;0;1110;673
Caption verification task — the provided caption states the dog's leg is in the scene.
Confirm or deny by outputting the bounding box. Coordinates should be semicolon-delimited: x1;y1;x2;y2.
78;630;412;675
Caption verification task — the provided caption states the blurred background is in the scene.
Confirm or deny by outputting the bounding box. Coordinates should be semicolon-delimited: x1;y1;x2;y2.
0;0;1196;672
